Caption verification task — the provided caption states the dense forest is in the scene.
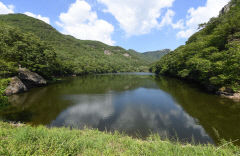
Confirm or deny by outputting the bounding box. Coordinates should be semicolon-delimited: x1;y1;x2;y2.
0;23;63;78
0;14;163;79
152;0;240;92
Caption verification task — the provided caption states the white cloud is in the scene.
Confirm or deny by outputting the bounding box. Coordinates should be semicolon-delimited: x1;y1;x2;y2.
97;0;175;36
172;19;184;29
159;9;175;28
0;1;14;14
0;2;50;24
177;29;195;39
177;0;230;39
24;12;50;24
159;9;184;29
57;0;115;45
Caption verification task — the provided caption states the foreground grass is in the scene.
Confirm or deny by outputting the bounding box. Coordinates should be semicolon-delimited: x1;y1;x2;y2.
0;122;239;156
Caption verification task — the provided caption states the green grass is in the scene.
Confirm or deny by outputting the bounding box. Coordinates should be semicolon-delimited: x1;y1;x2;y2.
0;122;239;156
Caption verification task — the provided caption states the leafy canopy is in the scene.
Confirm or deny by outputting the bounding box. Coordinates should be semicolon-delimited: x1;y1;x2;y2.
152;0;240;91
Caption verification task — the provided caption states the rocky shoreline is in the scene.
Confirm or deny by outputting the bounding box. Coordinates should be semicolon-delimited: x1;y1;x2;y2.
217;91;240;102
4;70;240;102
215;87;240;101
5;68;47;96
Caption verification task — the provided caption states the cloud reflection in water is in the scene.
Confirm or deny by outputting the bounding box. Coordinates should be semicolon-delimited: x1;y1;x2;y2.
50;88;213;144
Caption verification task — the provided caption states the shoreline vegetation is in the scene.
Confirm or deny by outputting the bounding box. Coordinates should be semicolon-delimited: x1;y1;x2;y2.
0;121;239;156
151;0;240;101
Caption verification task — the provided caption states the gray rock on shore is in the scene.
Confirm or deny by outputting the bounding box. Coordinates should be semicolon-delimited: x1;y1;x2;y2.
5;68;47;96
18;68;47;88
5;77;27;96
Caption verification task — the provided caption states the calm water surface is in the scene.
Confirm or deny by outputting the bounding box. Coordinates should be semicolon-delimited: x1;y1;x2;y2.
1;73;240;145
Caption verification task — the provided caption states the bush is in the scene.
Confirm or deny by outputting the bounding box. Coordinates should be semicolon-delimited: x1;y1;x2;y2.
0;79;10;107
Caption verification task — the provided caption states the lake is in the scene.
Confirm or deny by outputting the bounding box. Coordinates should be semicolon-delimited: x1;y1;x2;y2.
1;73;240;145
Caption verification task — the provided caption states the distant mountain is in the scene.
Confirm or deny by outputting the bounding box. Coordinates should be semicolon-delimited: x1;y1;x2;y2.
0;14;152;75
143;49;171;62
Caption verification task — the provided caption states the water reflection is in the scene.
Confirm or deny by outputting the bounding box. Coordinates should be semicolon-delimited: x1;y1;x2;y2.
0;73;240;145
51;87;212;144
156;77;240;145
51;94;114;129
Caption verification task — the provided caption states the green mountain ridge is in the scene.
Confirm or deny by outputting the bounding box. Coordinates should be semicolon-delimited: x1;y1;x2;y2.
0;14;164;76
142;49;171;63
152;0;240;92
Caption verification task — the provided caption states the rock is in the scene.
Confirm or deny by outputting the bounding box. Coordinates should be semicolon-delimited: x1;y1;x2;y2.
4;68;47;96
123;53;130;57
104;50;112;56
5;77;28;96
219;2;235;16
216;87;240;101
218;87;234;94
219;92;240;102
220;3;231;15
18;68;47;88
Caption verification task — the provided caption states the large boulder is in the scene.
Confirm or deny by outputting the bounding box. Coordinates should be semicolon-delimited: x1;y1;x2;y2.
5;77;28;96
4;68;47;96
18;68;47;88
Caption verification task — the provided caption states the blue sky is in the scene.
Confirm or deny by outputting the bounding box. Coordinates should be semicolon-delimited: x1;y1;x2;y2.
0;0;230;52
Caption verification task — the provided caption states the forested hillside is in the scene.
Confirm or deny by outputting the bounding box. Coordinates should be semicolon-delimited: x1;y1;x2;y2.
143;49;171;62
152;0;240;92
0;14;153;76
0;23;62;78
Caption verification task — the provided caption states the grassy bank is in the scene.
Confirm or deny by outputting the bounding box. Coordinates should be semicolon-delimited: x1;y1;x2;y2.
0;122;239;156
